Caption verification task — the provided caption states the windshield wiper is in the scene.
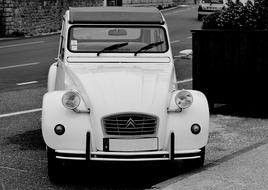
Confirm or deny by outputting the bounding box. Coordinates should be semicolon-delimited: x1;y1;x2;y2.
97;42;129;56
134;41;164;56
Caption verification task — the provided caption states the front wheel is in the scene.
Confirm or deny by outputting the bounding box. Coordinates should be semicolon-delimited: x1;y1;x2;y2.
184;147;205;169
47;146;66;183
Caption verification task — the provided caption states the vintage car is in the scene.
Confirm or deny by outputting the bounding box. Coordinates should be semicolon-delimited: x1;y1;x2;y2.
42;7;209;181
198;0;225;21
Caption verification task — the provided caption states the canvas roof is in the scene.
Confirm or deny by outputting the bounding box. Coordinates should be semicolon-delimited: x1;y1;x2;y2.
69;7;165;25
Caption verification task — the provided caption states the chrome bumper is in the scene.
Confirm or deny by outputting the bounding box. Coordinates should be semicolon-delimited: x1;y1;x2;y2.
51;132;203;161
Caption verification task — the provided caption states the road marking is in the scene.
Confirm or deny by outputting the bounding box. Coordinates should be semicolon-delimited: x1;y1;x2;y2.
171;36;192;45
0;108;42;119
164;7;191;16
176;78;193;84
0;41;44;49
0;165;28;173
174;55;183;58
16;81;38;86
164;10;185;16
0;62;40;70
171;40;181;44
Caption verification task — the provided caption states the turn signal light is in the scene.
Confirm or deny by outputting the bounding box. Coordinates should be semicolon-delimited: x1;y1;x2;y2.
54;124;65;135
191;124;201;135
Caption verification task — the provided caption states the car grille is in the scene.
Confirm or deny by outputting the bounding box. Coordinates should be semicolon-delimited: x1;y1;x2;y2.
103;113;158;136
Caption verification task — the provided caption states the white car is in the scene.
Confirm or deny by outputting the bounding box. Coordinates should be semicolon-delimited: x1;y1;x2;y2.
198;0;224;20
42;7;209;181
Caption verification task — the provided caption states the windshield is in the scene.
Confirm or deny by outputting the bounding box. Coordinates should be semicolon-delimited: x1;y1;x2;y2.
202;0;223;4
68;26;168;54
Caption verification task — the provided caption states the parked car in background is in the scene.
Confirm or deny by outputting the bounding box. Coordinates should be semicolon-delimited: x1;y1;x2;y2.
198;0;225;20
42;7;210;182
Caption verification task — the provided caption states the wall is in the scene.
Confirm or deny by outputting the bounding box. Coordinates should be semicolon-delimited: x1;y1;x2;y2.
0;0;4;37
0;0;102;37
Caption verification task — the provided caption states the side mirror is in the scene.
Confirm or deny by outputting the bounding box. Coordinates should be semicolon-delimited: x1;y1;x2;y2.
176;49;193;59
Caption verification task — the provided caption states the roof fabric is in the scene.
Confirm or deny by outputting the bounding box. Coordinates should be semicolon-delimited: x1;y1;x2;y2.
69;7;165;24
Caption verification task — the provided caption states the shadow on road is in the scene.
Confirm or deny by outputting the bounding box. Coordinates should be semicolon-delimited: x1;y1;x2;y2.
50;161;196;189
7;129;46;150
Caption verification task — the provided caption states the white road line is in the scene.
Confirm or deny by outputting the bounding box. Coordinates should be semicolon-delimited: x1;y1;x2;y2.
0;41;44;49
164;7;192;16
0;108;42;119
0;62;40;70
176;78;193;84
174;55;183;58
0;165;28;173
171;40;181;44
16;81;38;86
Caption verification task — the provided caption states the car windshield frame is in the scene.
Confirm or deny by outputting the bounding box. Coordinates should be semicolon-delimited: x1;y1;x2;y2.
67;25;169;54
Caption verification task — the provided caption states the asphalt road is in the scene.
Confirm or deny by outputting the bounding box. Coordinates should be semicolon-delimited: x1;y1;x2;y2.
0;35;58;91
1;5;268;190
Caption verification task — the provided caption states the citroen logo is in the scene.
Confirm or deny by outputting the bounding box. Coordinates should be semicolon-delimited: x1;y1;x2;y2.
126;118;136;128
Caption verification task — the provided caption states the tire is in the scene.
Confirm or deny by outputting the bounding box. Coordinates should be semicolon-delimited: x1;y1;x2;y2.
47;146;66;183
198;14;202;21
184;147;205;169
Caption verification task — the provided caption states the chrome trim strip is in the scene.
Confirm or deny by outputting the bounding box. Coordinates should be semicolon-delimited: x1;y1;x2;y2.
54;150;202;160
175;156;201;160
56;156;86;160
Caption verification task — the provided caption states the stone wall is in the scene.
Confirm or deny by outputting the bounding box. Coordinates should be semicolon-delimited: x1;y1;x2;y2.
0;0;102;37
0;0;3;37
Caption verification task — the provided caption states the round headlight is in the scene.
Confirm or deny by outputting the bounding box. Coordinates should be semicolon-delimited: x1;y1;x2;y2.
62;91;81;110
175;90;193;109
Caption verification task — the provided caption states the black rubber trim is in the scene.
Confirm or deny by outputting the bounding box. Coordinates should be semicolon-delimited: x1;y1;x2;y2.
170;132;175;160
86;131;91;160
103;138;109;152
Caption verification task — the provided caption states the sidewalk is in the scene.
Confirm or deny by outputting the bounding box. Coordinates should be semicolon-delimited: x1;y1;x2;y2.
154;142;268;190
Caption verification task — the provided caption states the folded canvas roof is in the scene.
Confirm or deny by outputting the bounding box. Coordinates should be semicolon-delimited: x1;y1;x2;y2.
69;7;165;25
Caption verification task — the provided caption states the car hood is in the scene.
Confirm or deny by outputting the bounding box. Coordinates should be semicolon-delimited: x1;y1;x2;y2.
64;62;174;115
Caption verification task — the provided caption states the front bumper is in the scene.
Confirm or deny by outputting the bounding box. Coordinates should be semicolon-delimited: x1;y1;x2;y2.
51;132;203;161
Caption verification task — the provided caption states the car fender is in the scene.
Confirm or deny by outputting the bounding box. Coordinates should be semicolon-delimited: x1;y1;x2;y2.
47;62;57;92
166;90;209;150
41;91;95;151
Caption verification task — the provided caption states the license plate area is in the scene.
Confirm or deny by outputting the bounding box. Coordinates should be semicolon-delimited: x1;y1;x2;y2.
103;138;158;152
